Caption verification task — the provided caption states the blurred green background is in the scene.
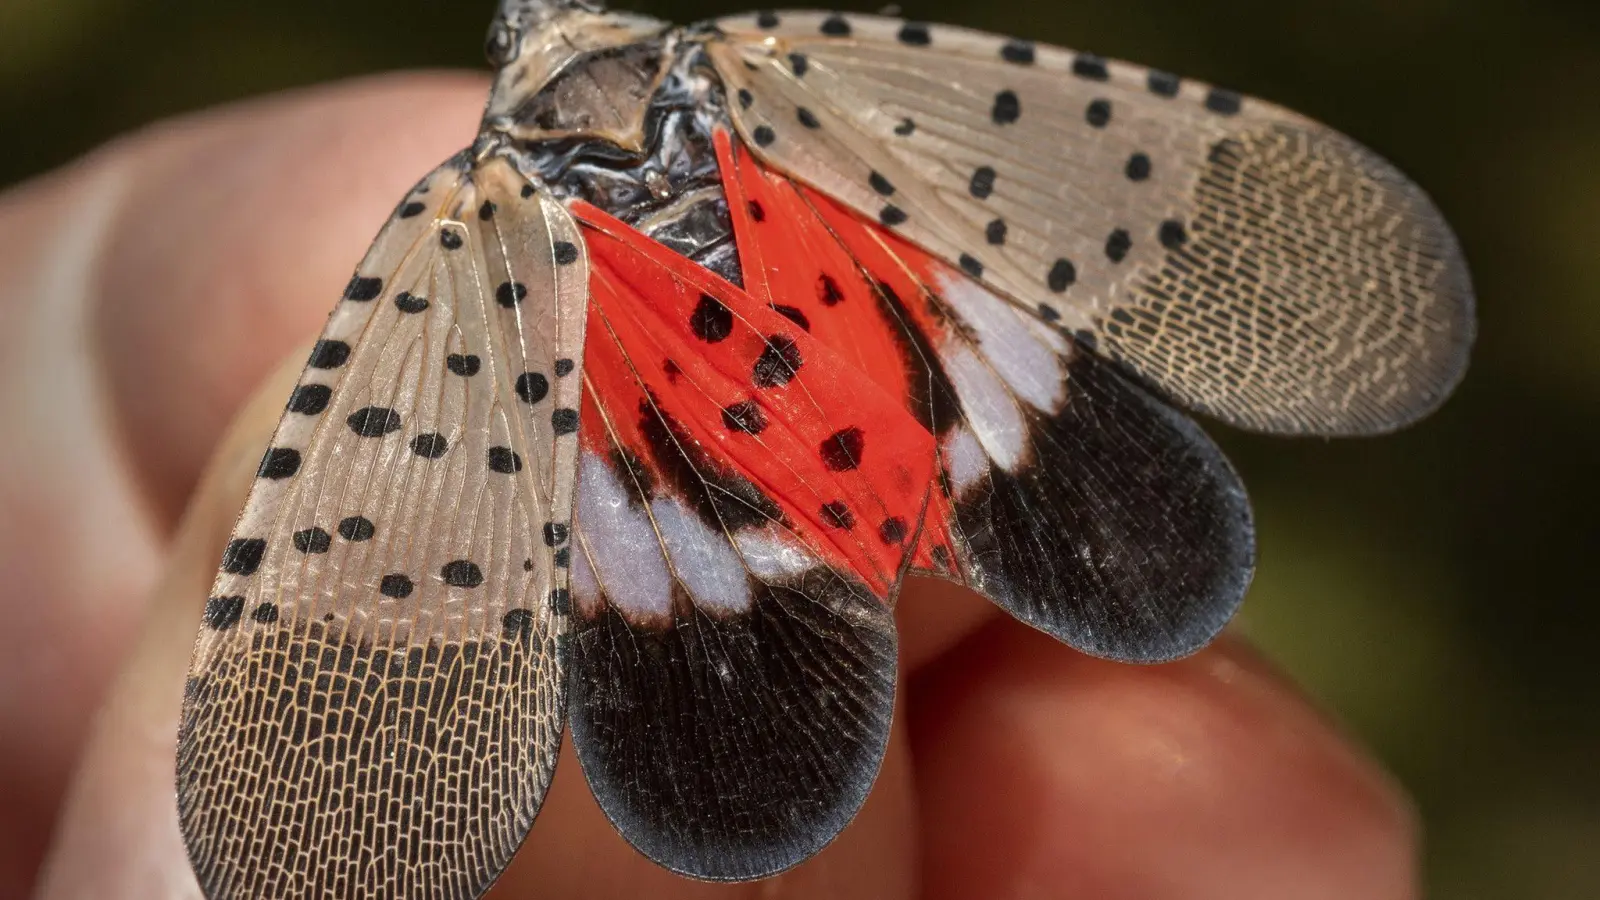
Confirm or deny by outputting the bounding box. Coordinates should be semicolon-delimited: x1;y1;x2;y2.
2;0;1595;896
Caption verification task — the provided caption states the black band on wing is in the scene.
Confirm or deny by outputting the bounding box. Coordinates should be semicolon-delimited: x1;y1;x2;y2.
951;348;1254;662
568;570;896;881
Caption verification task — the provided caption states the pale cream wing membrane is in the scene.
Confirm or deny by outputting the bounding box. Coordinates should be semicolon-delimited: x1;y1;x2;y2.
177;154;588;899
709;11;1474;435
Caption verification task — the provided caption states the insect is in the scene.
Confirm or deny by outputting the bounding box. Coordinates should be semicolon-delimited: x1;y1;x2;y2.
175;2;1475;896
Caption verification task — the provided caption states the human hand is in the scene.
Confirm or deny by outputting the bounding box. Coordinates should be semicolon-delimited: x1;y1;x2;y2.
0;74;1415;900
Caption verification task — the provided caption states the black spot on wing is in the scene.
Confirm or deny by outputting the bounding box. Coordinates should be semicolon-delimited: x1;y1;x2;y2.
1072;53;1110;80
1205;88;1243;115
343;276;383;301
287;384;331;415
633;395;783;532
752;335;802;388
991;90;1021;125
347;406;402;437
722;400;769;435
820;13;851;36
552;408;580;435
1148;70;1181;97
257;447;301;480
819;427;864;471
1085;99;1112;128
1048;259;1078;293
410;433;448;459
441;560;484;588
568;571;895;880
221;539;266;576
1000;40;1035;65
487;446;523;473
394;291;429;314
204;596;245;630
821;500;854;529
517;372;549;404
690;293;734;342
497;281;528;307
770;303;810;331
379;574;415;599
293;527;331;554
338;516;375;542
897;22;931;45
1105;228;1132;262
308;340;350;370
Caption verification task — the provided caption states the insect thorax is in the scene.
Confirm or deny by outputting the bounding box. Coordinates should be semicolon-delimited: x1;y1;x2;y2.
487;22;743;287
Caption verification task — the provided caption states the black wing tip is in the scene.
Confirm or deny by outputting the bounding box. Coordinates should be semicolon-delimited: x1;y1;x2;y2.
984;452;1255;666
954;350;1258;665
587;769;883;882
568;575;898;881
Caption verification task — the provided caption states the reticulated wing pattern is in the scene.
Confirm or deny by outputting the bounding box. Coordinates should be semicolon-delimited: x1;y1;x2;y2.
563;202;937;880
719;132;1251;661
708;11;1474;435
176;154;588;899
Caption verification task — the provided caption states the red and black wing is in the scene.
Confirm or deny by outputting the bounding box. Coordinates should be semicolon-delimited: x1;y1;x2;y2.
718;131;1252;663
564;203;937;879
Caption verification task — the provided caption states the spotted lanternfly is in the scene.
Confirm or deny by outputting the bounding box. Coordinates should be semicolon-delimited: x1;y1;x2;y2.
176;3;1475;896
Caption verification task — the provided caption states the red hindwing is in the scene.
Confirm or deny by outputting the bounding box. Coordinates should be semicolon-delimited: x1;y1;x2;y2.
572;200;937;601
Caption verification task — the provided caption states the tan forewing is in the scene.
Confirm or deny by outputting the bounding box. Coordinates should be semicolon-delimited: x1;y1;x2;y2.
176;153;588;899
709;11;1474;435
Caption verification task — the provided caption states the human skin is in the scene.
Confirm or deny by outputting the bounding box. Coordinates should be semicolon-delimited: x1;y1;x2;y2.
0;73;1417;900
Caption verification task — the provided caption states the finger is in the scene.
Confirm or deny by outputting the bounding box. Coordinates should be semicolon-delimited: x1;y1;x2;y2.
911;622;1417;900
33;348;308;900
897;575;999;673
38;343;921;899
0;75;486;890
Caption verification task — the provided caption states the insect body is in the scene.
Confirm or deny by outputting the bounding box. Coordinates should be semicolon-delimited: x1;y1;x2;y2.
177;2;1475;897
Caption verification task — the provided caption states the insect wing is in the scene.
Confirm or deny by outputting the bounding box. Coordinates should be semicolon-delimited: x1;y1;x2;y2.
564;202;938;880
717;130;1253;662
176;155;588;898
708;11;1474;435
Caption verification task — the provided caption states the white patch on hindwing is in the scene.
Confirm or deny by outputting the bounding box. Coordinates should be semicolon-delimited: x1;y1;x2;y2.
733;527;819;581
575;451;673;626
935;270;1071;413
650;497;752;614
941;343;1027;472
942;426;989;495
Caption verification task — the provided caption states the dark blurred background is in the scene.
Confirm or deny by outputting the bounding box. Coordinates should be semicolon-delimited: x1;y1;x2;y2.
2;0;1595;896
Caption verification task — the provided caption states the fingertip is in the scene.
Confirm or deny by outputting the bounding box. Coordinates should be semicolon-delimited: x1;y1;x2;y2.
911;623;1417;900
896;575;998;672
